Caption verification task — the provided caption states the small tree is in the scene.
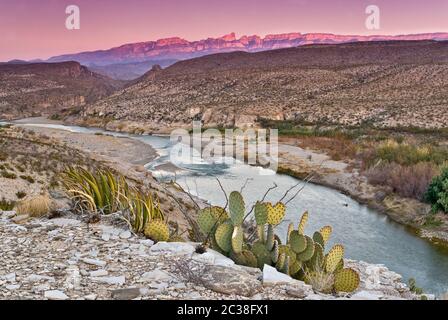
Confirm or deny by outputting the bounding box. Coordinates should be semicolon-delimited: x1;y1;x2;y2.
425;168;448;213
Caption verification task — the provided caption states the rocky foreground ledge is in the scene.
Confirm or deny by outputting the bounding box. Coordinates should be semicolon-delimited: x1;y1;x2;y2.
0;210;428;300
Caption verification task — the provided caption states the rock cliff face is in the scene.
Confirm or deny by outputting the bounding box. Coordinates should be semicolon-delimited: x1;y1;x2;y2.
0;62;124;119
47;32;448;66
80;40;448;132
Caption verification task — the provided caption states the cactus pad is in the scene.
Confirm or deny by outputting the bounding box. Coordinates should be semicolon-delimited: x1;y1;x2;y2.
276;253;286;271
289;259;302;276
282;256;290;275
256;225;265;243
286;223;294;244
319;226;332;244
251;241;272;269
231;226;244;254
298;211;309;234
267;202;286;225
335;258;344;272
312;231;325;247
334;268;360;293
254;201;268;225
266;224;275;251
271;240;279;263
231;250;258;268
144;220;170;242
308;243;324;271
197;207;221;234
278;245;296;262
229;191;245;225
325;244;344;273
289;230;307;254
215;221;234;252
297;235;315;261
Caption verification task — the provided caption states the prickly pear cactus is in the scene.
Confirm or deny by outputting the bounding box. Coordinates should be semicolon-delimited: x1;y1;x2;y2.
194;191;360;295
215;220;234;252
312;231;325;247
307;243;324;271
144;220;170;242
265;224;275;251
251;241;272;269
297;235;315;261
289;230;307;254
334;268;360;293
266;202;286;225
254;201;268;225
319;226;332;244
231;250;258;268
229;191;245;225
325;244;344;273
286;223;294;243
231;226;244;254
298;211;309;234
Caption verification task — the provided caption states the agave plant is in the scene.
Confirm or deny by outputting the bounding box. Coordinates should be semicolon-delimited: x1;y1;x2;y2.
61;166;170;240
61;166;129;214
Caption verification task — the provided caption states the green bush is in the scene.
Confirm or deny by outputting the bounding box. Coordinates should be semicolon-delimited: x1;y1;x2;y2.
0;198;15;211
1;170;17;179
425;168;448;213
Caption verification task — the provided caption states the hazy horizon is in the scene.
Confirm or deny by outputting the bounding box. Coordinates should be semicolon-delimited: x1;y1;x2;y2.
1;0;448;61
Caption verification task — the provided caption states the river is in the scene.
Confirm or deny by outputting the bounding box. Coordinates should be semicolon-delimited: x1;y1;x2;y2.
5;120;448;296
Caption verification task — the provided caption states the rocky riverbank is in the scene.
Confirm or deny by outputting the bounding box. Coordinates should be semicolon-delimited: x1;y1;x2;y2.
0;210;427;300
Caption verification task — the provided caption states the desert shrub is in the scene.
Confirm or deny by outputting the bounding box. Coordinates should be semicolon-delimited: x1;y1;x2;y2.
0;198;15;211
366;162;439;200
408;278;424;294
16;191;27;199
15;195;51;217
364;140;448;168
365;162;439;200
425;167;448;213
49;114;62;120
1;170;17;179
20;175;35;183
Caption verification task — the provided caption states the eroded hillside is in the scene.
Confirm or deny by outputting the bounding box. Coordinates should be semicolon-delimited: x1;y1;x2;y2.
80;41;448;132
0;62;124;120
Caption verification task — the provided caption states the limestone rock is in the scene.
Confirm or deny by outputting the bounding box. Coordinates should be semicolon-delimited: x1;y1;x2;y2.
149;242;196;255
111;288;142;300
202;265;262;297
44;290;69;300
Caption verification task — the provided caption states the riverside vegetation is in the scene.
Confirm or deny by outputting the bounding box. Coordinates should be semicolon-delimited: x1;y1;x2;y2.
259;119;448;238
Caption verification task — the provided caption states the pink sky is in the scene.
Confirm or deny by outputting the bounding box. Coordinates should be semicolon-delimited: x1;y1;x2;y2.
1;0;447;61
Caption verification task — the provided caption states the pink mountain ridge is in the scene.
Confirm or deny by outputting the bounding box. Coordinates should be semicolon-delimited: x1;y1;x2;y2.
48;31;448;66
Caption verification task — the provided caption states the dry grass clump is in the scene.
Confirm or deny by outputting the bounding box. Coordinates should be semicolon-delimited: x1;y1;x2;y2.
15;194;52;217
303;267;335;294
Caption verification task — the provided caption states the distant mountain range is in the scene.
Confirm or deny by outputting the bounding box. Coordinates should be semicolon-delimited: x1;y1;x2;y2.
47;32;448;67
79;40;448;132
